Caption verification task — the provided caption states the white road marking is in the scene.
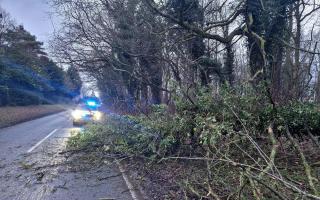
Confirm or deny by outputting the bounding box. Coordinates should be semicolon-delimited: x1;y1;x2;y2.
116;161;141;200
27;129;58;153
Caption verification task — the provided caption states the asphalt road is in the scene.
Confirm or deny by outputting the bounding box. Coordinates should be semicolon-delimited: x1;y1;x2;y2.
0;111;133;200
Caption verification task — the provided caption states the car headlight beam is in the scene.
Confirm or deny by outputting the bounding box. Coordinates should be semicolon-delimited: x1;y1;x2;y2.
94;111;103;121
72;110;83;120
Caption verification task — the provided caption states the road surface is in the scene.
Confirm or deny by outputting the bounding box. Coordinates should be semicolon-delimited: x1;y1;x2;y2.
0;111;133;200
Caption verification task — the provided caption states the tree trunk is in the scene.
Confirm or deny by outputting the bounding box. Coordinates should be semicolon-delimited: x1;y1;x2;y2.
267;4;286;103
223;26;234;85
283;4;294;102
292;1;301;101
315;72;320;103
246;0;266;86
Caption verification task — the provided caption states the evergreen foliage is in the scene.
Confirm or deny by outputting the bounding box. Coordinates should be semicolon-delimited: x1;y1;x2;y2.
0;18;82;106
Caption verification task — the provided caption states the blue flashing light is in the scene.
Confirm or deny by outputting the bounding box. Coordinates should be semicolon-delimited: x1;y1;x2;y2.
87;101;97;107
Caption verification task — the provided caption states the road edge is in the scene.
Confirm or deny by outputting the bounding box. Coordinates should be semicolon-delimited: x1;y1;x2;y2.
116;160;148;200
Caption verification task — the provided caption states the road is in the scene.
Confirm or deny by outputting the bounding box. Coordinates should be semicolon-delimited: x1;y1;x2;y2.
0;111;133;200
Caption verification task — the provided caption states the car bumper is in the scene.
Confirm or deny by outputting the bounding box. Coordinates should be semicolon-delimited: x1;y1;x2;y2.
73;115;103;125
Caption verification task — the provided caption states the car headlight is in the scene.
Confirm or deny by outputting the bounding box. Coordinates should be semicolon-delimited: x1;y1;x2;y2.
72;110;88;119
93;111;103;120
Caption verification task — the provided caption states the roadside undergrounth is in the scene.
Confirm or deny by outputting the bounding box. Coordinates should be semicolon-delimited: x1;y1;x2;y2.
0;105;66;128
66;112;320;200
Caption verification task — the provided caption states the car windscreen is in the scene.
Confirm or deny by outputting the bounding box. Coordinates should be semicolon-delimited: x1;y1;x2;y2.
77;105;98;111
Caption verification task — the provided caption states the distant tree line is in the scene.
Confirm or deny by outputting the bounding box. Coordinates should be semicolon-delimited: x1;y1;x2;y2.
51;0;320;111
0;7;82;106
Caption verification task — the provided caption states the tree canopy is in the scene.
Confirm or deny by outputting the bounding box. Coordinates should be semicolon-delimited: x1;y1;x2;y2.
0;8;82;106
51;0;320;111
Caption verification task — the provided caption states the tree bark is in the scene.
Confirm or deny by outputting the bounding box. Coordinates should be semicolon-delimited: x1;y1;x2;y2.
292;0;301;100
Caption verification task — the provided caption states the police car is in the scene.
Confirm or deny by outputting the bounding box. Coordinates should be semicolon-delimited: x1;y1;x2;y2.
72;97;103;126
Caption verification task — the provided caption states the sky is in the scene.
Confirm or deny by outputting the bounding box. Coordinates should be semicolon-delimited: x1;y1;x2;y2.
0;0;59;48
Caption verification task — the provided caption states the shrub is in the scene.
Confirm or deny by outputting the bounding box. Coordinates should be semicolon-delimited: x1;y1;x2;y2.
132;87;320;154
68;115;162;156
260;102;320;136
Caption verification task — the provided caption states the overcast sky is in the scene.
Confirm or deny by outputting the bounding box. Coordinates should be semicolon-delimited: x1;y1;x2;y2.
0;0;59;48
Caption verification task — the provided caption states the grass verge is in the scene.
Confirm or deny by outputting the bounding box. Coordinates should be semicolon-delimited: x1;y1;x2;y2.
0;105;66;128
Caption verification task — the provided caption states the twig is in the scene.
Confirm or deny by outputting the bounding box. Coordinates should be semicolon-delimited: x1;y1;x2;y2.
206;151;221;200
161;156;320;199
97;173;122;181
227;171;247;200
227;105;271;166
306;126;320;149
247;169;262;200
286;125;319;196
247;174;288;200
259;123;280;178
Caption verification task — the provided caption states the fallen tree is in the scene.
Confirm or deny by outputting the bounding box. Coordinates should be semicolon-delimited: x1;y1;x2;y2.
67;88;320;199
